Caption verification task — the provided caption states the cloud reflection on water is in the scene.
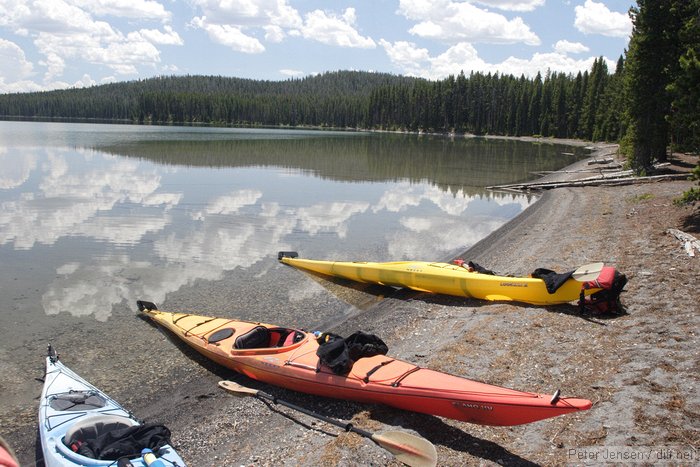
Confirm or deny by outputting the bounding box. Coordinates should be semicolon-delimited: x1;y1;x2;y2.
0;147;37;189
1;145;534;321
0;149;180;250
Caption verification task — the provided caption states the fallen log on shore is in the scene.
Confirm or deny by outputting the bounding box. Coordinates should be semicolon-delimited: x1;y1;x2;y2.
667;229;700;257
488;173;690;192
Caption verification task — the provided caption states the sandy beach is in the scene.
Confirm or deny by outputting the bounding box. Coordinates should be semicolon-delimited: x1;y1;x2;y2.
9;143;698;466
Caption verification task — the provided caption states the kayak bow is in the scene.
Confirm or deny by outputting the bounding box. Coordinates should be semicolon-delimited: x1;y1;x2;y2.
39;345;185;467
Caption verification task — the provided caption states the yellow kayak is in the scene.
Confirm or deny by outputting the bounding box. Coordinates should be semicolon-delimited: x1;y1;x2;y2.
278;252;612;306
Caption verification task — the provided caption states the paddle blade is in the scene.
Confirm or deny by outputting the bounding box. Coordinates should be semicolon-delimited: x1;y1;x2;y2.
370;431;437;467
219;380;259;398
572;262;604;282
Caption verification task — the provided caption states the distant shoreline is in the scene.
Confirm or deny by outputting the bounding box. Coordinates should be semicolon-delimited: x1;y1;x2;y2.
0;116;619;149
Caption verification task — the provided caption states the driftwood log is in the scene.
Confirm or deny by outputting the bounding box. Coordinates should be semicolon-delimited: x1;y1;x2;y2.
488;173;689;192
667;229;700;257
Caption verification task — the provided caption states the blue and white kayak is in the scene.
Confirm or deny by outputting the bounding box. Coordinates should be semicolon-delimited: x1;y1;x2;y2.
39;345;185;466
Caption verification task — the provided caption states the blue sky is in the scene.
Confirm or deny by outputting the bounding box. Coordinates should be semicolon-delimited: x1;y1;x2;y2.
0;0;633;93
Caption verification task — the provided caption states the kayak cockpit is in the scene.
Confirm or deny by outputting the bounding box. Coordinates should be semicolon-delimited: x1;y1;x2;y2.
233;326;306;350
47;414;143;464
62;414;137;456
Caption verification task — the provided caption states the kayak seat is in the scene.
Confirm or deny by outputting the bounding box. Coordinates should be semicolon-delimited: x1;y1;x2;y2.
63;415;137;456
268;328;305;347
282;331;304;346
234;326;271;349
268;329;287;347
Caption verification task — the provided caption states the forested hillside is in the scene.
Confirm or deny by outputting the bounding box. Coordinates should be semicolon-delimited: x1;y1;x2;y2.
0;72;414;129
0;64;623;142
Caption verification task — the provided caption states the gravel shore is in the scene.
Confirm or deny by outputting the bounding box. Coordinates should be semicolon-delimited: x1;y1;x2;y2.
158;144;698;466
11;143;698;466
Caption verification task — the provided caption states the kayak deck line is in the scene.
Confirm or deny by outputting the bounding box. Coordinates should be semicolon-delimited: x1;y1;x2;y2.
39;344;185;466
41;366;131;432
140;302;592;426
277;251;616;307
142;305;577;402
144;308;569;400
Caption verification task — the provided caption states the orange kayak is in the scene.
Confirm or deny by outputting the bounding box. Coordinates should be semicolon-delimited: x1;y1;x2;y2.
138;301;591;426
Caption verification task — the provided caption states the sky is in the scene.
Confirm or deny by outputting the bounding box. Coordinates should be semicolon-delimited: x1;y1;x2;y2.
0;0;634;94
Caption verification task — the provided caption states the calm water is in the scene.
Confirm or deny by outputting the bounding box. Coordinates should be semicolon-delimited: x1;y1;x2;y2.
0;121;587;442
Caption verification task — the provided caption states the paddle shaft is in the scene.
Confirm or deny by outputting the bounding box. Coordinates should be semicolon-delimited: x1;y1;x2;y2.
219;380;437;467
255;389;373;438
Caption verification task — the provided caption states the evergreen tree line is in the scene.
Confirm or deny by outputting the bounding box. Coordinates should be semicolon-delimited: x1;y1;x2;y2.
0;72;414;128
0;62;625;140
0;0;697;173
623;0;699;172
366;57;623;142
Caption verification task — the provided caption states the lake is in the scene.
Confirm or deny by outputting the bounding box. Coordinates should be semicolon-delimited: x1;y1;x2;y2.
0;121;588;449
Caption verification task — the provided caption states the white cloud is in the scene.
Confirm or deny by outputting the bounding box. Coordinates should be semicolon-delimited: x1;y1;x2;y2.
1;0;116;36
279;68;304;77
472;0;545;12
0;38;34;83
190;0;303;29
0;0;630;93
73;73;97;87
70;0;172;21
378;39;431;76
76;215;170;246
302;8;376;48
430;42;487;78
190;16;265;53
374;183;483;216
399;0;540;45
373;184;424;213
263;25;284;43
574;0;632;38
186;1;313;51
498;52;614;76
0;0;181;88
380;39;614;79
138;25;183;45
554;40;590;55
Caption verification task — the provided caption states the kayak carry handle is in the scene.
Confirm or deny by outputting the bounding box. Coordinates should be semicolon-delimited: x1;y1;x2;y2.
550;389;561;405
278;251;299;260
136;300;158;312
47;343;59;362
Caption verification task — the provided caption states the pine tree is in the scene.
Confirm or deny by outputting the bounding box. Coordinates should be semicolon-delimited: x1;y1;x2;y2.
667;0;700;152
624;0;688;172
594;56;625;142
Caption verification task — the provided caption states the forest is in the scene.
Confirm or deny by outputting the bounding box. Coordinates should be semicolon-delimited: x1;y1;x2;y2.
0;62;623;142
0;0;697;177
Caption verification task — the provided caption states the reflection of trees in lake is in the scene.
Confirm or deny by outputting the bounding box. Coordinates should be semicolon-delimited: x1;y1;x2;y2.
100;134;586;197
